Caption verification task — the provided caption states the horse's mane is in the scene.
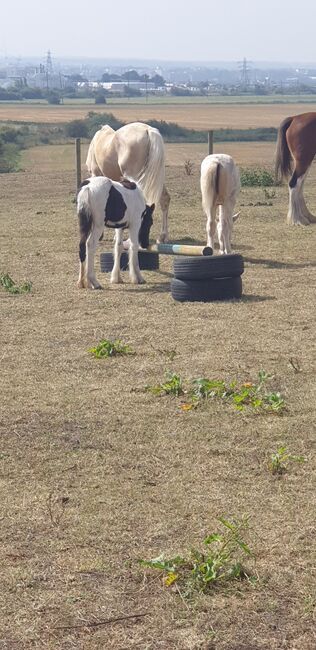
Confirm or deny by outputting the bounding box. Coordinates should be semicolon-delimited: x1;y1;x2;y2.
120;177;137;190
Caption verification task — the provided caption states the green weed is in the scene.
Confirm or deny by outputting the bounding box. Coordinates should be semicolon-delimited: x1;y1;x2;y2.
139;516;252;597
147;370;285;414
88;339;135;359
269;446;305;475
0;273;32;294
240;167;275;187
189;370;285;414
146;371;184;397
191;377;233;401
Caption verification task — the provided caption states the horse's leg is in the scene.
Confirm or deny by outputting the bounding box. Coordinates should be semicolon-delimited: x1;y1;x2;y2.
287;172;310;226
128;222;145;284
206;205;217;250
286;131;316;226
111;229;124;284
78;241;86;288
86;225;104;289
157;185;170;243
300;173;316;223
217;206;232;255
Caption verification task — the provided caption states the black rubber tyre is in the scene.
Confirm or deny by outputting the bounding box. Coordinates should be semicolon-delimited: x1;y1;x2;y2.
100;251;159;272
173;254;244;280
171;276;242;302
138;251;159;270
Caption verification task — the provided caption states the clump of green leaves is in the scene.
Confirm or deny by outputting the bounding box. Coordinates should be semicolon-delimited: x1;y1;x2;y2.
230;370;285;412
88;339;135;359
139;516;252;597
269;446;305;475
146;370;285;414
240;167;275;187
146;371;184;397
191;378;233;401
189;370;285;413
0;273;32;294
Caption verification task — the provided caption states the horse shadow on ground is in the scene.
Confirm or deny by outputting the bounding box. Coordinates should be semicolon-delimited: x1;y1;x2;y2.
244;256;316;270
231;243;254;252
122;283;171;294
122;282;276;301
155;270;173;279
239;294;276;303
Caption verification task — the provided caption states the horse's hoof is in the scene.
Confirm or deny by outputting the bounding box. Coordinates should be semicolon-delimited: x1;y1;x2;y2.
287;215;310;226
297;217;310;226
131;277;145;284
110;277;123;284
156;234;168;244
86;278;102;289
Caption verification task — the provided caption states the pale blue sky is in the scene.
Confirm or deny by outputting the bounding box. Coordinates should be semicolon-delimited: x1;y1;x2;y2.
3;0;316;63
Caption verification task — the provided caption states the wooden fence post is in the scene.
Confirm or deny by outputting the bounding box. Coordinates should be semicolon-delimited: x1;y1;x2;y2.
75;138;81;190
208;130;213;155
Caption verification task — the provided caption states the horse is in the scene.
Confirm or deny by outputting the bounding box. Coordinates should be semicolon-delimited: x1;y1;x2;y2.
200;153;240;254
86;122;170;242
275;112;316;225
77;177;155;289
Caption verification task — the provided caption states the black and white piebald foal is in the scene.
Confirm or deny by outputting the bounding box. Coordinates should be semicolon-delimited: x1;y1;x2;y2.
77;177;155;289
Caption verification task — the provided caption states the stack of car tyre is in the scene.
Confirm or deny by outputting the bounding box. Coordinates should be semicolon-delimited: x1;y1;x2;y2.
171;254;244;302
100;250;159;273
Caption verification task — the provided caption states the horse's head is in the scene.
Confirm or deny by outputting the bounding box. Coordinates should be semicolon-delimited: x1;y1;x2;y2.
139;204;155;248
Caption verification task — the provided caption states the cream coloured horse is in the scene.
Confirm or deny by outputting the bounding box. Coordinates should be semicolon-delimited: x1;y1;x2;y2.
200;154;240;254
86;122;170;242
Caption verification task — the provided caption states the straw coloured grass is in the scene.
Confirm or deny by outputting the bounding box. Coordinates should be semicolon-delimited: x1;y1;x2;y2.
2;98;316;128
0;144;316;649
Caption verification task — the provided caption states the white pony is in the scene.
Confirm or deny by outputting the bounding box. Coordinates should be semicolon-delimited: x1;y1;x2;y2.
86;122;170;243
200;153;240;254
77;177;154;289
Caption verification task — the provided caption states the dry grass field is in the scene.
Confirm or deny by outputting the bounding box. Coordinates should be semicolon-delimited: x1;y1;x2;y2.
21;141;277;174
1;142;316;650
1;100;316;129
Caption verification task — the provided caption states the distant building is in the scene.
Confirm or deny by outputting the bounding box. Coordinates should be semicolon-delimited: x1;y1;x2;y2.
102;81;155;92
0;75;26;89
26;72;66;89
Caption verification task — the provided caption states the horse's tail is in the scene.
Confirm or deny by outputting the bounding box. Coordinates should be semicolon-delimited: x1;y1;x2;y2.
77;183;93;262
201;161;222;215
86;132;102;176
275;116;294;182
135;127;165;205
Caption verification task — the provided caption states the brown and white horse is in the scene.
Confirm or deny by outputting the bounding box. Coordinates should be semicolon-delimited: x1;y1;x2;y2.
77;177;155;289
275;112;316;225
86;122;170;242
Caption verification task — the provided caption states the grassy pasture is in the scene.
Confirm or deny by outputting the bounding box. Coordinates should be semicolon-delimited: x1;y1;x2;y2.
1;99;316;128
6;94;316;104
1;142;316;649
21;141;277;174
